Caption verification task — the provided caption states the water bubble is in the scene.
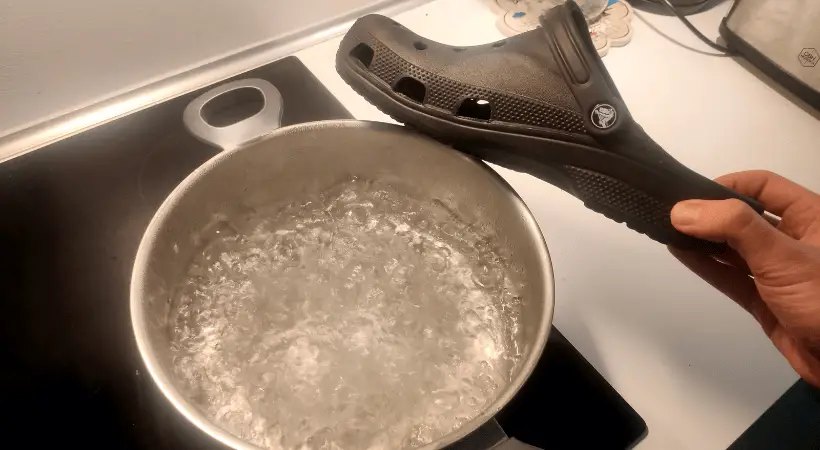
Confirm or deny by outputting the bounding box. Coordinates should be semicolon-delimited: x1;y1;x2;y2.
424;248;450;272
440;221;461;237
346;205;369;224
394;222;410;234
472;262;503;289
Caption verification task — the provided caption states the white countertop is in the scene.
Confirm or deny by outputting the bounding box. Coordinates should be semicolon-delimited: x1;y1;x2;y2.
296;1;820;448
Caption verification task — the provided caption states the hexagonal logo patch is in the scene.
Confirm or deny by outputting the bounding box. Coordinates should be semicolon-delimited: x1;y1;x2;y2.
798;48;818;68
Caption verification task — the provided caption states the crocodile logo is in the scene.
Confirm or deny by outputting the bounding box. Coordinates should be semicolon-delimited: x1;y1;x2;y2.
591;104;617;129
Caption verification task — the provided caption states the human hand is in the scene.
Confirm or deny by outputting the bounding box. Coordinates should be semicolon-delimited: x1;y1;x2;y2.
669;170;820;387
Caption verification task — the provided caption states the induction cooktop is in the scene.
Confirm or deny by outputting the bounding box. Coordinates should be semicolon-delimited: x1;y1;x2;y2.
0;56;646;449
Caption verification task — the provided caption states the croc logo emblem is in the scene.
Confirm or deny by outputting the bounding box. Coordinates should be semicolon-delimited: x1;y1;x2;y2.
591;104;617;130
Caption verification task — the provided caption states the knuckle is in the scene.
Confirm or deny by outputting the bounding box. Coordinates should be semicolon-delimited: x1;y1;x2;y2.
719;199;757;235
751;169;778;179
722;199;752;221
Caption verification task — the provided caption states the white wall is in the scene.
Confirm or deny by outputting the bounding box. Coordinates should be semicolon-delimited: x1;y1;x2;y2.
0;0;413;137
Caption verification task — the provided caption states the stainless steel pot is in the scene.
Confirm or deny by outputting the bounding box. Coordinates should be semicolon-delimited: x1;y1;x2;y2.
130;78;555;450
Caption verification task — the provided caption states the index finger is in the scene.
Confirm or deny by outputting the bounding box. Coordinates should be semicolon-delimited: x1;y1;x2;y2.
716;170;820;220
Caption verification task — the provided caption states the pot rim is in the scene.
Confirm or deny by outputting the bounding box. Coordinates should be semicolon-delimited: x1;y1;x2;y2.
130;120;555;450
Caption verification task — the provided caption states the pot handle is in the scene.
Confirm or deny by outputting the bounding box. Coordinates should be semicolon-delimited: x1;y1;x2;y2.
450;418;541;450
182;78;283;151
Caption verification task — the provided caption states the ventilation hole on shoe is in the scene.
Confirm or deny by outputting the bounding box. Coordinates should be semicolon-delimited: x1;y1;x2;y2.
394;77;426;103
201;87;264;127
492;40;507;48
349;43;374;68
453;47;466;52
457;98;492;121
413;41;428;50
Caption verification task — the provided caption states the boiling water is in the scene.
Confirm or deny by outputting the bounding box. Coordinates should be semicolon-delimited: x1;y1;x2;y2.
169;178;525;450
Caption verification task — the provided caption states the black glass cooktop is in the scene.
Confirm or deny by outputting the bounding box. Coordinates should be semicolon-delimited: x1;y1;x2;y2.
0;56;646;449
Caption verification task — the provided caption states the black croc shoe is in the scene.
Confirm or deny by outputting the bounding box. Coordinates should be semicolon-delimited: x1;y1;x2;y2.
336;1;762;252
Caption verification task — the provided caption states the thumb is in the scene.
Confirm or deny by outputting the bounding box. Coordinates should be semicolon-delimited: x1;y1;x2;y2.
671;199;797;271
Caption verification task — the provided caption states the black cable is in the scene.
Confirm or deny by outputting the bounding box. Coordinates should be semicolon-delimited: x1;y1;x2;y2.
656;0;734;54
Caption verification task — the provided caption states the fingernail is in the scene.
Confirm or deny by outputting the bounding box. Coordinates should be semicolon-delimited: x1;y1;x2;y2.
671;201;703;227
